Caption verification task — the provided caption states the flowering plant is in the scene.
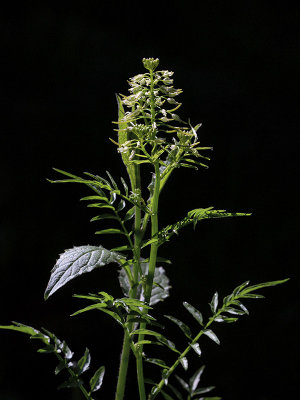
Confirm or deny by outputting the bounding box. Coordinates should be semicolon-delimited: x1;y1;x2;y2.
0;58;288;400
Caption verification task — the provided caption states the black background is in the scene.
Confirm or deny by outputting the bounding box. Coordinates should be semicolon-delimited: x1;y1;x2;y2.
0;1;298;399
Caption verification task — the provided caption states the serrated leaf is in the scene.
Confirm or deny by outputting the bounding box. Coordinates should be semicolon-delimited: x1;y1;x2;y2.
77;348;91;375
44;245;123;299
189;365;205;393
89;365;105;392
164;315;192;339
119;261;171;305
183;302;204;326
203;329;220;345
210;292;218;314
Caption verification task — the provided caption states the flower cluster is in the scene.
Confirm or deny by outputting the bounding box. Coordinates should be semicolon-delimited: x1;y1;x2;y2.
115;58;212;171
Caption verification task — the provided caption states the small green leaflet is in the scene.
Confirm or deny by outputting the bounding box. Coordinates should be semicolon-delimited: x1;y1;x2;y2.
89;365;105;392
44;245;124;299
203;329;220;345
164;315;192;339
210;292;219;314
189;365;205;393
183;301;204;326
76;348;91;375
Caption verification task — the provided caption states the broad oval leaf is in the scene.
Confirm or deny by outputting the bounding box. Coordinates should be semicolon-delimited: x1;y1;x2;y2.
90;365;105;392
45;245;123;299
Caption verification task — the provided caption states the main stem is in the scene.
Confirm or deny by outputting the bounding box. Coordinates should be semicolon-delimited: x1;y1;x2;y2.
115;165;142;400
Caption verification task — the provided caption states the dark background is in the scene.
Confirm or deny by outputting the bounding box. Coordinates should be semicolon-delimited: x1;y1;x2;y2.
0;1;298;399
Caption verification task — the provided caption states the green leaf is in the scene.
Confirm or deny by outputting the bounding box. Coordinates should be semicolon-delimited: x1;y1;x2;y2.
116;95;136;187
0;322;49;345
183;302;204;326
191;342;202;356
224;307;245;316
179;356;188;370
130;329;169;346
76;348;91;375
241;279;289;295
119;261;171;305
189;365;205;393
58;376;83;389
164;315;192;339
90;214;118;222
44;245;123;299
95;228;126;235
167;383;184;400
175;375;189;392
123;206;135;221
89;365;105;392
203;329;220;345
80;195;108;202
193;386;215;395
161;390;175;400
210;292;219;314
232;280;250;296
55;360;67;375
146;358;169;369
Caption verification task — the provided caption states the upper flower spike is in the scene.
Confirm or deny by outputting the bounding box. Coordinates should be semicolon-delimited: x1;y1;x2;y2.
143;58;160;71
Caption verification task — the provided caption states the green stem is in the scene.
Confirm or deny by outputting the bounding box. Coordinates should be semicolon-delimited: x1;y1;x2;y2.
136;353;147;400
115;330;131;400
115;165;142;400
144;161;160;304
